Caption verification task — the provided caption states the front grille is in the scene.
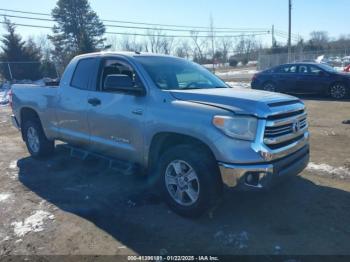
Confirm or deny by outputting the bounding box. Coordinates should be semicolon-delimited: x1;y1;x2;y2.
264;109;308;150
267;109;304;120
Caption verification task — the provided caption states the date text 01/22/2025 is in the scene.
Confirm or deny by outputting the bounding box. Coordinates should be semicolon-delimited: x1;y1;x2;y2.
127;255;219;261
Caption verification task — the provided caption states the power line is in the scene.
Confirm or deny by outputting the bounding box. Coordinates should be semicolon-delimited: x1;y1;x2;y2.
0;7;270;31
0;8;50;17
0;21;269;38
0;13;269;34
0;61;41;64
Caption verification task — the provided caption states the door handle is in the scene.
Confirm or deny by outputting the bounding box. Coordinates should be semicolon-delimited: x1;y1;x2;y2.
88;98;101;106
132;109;143;115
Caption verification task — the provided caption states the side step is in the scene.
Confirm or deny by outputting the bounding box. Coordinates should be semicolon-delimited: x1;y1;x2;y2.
70;147;89;160
64;144;138;176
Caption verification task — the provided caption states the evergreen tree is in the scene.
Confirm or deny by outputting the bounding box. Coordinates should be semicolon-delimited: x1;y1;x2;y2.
49;0;106;71
0;19;42;81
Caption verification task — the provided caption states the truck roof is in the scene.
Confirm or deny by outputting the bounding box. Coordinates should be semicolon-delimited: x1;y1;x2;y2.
74;51;175;60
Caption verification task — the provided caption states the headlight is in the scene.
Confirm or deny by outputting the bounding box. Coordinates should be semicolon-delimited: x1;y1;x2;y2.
212;115;258;141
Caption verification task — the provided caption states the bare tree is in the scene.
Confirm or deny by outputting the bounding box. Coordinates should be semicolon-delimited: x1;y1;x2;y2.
106;35;118;51
235;36;258;64
309;31;329;47
190;30;208;63
175;40;192;59
146;29;174;54
217;37;232;64
119;34;143;52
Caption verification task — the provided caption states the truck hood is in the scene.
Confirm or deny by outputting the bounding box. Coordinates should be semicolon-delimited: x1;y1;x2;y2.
170;88;303;118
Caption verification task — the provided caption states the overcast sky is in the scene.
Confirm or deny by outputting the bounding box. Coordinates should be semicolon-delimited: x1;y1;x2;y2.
0;0;348;46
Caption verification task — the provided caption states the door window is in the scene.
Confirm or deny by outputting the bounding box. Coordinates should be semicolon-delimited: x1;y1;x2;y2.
71;58;96;90
309;66;322;75
277;65;297;73
99;59;143;91
298;65;309;74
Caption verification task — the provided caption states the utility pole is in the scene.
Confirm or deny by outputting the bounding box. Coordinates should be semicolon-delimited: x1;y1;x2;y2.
7;63;13;81
288;0;292;62
272;25;275;47
210;15;215;73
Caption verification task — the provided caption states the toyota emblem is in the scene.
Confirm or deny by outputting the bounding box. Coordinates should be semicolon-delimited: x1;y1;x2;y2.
292;120;300;133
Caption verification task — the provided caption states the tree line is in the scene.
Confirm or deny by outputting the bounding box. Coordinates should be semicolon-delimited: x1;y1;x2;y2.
1;0;350;81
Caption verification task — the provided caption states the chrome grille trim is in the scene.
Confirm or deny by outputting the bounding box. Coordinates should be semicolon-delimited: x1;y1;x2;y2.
251;101;309;162
265;112;307;127
264;125;308;145
264;107;308;149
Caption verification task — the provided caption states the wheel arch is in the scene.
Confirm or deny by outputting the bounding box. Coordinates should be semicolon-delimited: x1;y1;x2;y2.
262;80;277;87
148;132;218;172
19;107;42;140
328;81;349;97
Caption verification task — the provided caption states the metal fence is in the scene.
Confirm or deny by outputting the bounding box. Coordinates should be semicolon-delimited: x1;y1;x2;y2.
258;49;350;70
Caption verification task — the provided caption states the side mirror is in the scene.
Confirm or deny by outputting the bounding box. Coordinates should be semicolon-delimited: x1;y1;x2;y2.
104;74;145;96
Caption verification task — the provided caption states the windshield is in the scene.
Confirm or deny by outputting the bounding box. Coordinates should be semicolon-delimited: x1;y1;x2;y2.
135;56;228;90
318;63;337;73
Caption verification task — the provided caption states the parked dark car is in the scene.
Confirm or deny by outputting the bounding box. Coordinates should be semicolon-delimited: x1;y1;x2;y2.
251;62;350;99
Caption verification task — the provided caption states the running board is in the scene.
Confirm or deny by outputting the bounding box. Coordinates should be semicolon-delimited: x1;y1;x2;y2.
64;144;138;176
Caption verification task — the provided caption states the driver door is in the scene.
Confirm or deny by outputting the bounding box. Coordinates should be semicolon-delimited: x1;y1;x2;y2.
86;57;148;164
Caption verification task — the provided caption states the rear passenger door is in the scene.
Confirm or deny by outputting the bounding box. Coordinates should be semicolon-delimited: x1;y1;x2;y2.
274;64;298;93
56;58;99;147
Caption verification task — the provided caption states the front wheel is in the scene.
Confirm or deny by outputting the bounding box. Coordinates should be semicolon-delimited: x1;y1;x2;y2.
23;119;55;158
157;145;222;217
330;83;348;100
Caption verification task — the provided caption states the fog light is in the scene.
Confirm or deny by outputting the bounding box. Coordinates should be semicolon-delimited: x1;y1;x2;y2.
245;172;260;186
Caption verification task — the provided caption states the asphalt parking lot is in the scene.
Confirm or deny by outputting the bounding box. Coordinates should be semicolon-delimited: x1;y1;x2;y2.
0;96;350;256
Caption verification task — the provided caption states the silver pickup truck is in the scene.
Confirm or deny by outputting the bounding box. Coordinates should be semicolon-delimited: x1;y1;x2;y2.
11;52;310;217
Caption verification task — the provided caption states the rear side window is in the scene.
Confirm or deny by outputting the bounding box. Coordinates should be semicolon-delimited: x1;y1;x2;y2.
276;65;297;73
71;58;96;90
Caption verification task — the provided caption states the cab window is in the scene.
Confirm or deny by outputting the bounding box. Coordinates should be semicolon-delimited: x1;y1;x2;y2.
71;58;96;90
99;59;143;91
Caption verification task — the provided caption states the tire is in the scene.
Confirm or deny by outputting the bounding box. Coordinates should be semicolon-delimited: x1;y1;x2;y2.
156;144;222;217
23;119;55;158
329;82;348;100
262;82;276;92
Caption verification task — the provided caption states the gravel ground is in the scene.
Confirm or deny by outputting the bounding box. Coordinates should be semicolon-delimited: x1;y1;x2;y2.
0;96;350;256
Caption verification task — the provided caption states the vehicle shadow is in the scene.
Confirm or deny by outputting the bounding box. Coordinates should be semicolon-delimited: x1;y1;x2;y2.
17;145;350;255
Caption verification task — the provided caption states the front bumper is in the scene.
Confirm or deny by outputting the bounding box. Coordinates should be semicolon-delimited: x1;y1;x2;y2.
218;145;309;189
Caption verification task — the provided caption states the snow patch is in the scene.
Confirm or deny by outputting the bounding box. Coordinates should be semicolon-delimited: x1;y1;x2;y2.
307;162;350;178
0;193;11;202
7;171;18;180
216;69;258;77
11;210;55;237
1;236;10;242
9;160;17;170
0;90;10;106
226;81;251;89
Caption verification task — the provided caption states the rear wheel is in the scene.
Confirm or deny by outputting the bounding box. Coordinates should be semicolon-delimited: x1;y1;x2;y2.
263;82;276;92
23;119;54;158
330;82;348;100
156;144;222;217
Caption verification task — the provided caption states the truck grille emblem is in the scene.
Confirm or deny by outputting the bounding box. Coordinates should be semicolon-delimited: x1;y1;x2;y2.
292;120;301;133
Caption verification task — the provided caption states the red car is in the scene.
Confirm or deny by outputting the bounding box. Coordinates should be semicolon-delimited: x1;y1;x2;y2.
344;65;350;72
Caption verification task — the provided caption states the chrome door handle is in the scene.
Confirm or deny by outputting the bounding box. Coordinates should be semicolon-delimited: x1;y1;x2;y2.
132;109;143;115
